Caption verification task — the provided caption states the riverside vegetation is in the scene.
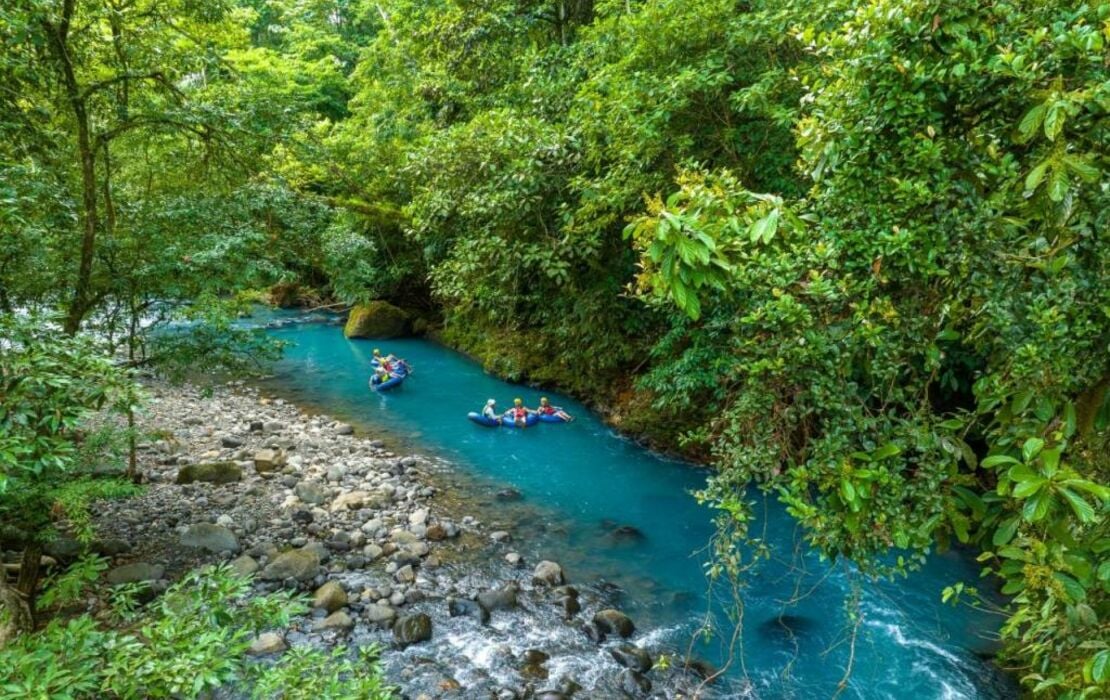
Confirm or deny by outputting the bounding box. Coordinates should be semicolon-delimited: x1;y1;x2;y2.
1;0;1107;698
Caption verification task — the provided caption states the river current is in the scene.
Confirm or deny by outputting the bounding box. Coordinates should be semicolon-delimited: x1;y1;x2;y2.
254;311;1015;699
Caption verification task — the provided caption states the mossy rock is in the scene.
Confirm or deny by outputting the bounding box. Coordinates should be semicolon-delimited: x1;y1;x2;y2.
344;301;411;339
176;462;243;485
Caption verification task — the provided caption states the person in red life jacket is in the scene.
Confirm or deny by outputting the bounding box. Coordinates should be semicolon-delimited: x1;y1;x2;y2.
505;397;533;426
536;396;573;422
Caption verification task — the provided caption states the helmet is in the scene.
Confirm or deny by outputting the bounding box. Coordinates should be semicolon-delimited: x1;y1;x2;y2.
486;399;496;406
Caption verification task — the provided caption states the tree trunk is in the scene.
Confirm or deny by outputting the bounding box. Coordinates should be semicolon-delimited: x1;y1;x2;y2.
45;0;98;336
0;578;32;649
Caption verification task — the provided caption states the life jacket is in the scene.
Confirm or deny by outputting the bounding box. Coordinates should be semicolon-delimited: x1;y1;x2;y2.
539;405;556;415
511;407;527;418
381;360;393;372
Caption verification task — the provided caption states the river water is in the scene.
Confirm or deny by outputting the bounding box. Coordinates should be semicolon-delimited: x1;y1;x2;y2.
255;312;1015;699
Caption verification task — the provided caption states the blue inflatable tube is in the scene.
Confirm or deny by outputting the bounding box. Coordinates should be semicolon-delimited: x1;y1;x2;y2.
502;413;539;428
537;412;568;423
467;412;501;427
370;369;407;392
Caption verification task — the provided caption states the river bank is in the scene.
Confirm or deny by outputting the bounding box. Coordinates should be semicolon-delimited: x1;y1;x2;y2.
83;377;720;699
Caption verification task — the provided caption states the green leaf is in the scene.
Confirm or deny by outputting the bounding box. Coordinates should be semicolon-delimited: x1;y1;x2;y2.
1043;103;1065;141
1017;102;1046;142
982;454;1020;468
1022;437;1044;462
748;209;780;244
1023;160;1049;192
1047;165;1069;202
1058;488;1095;523
1052;572;1085;602
871;443;901;460
1022;492;1051;522
993;517;1019;546
1012;477;1046;499
1092;650;1109;683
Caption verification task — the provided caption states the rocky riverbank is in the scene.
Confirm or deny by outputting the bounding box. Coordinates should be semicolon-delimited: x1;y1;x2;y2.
75;379;723;699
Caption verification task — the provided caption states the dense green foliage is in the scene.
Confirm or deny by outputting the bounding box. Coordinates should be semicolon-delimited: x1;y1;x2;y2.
0;565;393;699
2;0;1107;695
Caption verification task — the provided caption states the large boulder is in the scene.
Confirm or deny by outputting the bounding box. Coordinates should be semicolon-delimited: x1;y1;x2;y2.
176;462;242;485
343;301;411;339
393;613;433;647
260;548;320;582
180;524;239;553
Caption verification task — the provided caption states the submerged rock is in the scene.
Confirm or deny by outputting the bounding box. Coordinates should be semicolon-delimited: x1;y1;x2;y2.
618;668;652;696
175;462;242;485
447;597;490;625
393;612;432;647
610;643;652;673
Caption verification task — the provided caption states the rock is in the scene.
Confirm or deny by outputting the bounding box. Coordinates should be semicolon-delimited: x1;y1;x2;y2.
610;644;653;673
248;632;287;656
618;669;652;696
495;488;522;502
294;482;330;505
609;524;646;542
409;508;428;526
330;491;368;512
180;523;239;553
363;603;397;627
448;597;490;625
261;549;320;582
363;544;384;561
593;609;634;639
106;562;164;585
505;552;522;567
392;613;432;647
343;301;411;339
253;449;286;472
313;581;348;613
229;555;260;577
477;583;519;612
221;435;244;448
490;530;510;543
425;523;447;541
395;564;415;583
532;560;564;586
175;462;242;485
335;424;354;436
559;595;581;619
313;610;354;631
